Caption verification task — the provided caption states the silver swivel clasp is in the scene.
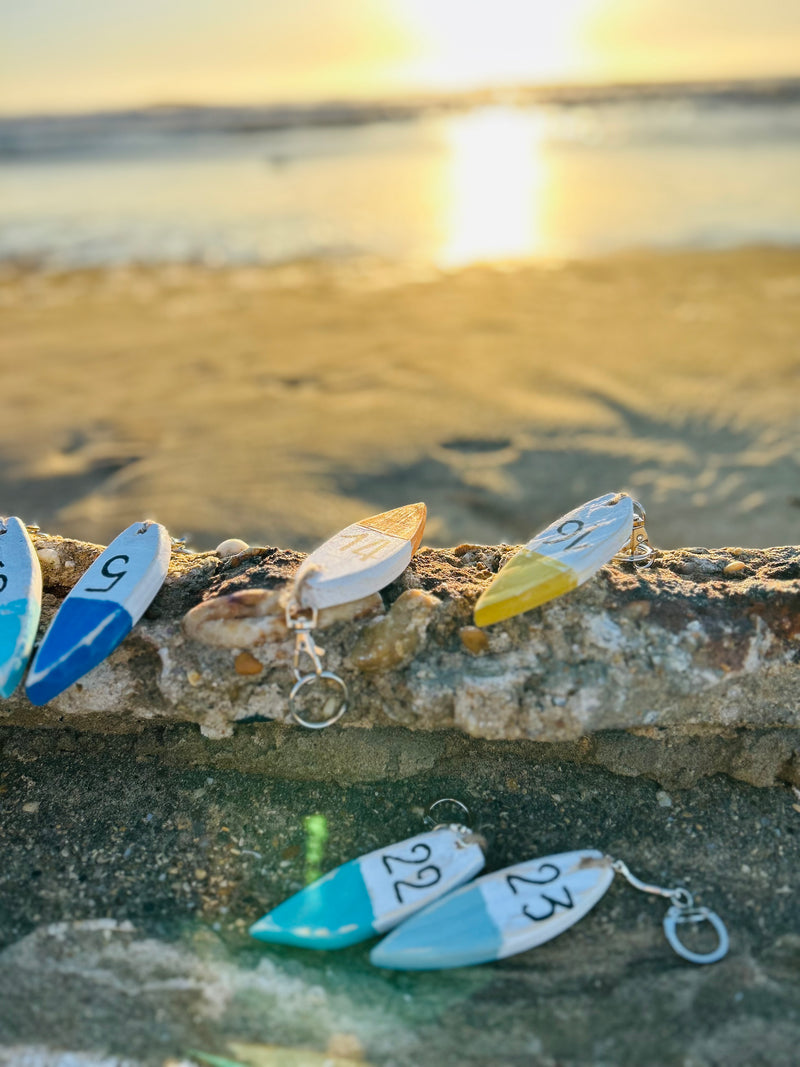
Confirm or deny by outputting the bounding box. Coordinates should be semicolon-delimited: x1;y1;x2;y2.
613;498;656;569
284;581;348;730
610;857;729;965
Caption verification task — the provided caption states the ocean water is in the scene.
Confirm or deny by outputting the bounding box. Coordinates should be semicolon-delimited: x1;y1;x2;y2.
2;81;800;269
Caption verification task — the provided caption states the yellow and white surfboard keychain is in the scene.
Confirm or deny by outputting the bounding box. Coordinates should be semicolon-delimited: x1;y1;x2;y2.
474;492;655;628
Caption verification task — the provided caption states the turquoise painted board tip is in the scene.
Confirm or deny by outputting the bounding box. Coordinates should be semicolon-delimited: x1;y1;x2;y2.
250;857;376;949
370;849;615;970
0;518;42;698
250;827;485;950
25;520;170;706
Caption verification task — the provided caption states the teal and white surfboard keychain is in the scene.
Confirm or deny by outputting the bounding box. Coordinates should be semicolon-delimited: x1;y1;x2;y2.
0;517;43;698
26;520;172;705
249;799;486;950
370;848;729;970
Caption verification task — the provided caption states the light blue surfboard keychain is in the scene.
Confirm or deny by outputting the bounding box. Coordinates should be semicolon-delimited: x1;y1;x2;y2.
250;799;486;950
26;520;171;705
371;849;729;970
0;517;43;698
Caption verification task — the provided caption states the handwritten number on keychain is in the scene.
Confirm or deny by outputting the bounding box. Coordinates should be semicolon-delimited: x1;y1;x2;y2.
86;554;130;594
0;561;6;594
542;519;599;551
507;863;576;922
337;530;392;561
382;843;442;904
506;864;561;892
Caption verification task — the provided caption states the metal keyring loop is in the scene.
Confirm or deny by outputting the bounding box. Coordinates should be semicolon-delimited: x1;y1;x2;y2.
663;905;730;965
288;671;348;730
424;798;471;830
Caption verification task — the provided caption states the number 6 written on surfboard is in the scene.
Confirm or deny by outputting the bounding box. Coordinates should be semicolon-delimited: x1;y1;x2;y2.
26;521;171;705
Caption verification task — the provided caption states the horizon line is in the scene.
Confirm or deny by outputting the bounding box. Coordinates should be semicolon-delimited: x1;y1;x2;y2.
3;71;800;122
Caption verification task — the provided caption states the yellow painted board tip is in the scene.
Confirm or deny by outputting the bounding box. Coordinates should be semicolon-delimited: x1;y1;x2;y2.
361;502;426;551
473;552;577;627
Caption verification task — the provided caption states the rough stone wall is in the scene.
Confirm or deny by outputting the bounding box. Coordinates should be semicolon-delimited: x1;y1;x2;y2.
2;534;798;777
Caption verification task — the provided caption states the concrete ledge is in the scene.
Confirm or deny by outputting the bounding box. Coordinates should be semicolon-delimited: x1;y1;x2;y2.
2;532;799;785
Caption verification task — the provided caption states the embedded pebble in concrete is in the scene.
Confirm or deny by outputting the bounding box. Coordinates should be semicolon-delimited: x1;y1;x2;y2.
234;651;263;675
458;626;490;655
348;589;438;672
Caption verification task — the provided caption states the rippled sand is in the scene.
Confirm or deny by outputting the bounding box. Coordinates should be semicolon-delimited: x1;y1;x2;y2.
1;247;798;551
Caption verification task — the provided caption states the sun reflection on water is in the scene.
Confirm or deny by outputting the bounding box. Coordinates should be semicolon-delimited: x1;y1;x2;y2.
438;106;548;268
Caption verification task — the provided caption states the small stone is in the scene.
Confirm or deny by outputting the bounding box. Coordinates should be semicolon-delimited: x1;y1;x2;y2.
326;1032;366;1059
620;600;651;620
194;868;207;880
186;670;203;687
459;626;490;655
723;560;747;575
36;547;60;568
656;790;673;808
348;589;438;672
215;537;249;558
22;801;40;814
234;650;263;675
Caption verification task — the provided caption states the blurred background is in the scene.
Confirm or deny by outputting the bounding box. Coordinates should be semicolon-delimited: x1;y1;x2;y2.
2;0;799;550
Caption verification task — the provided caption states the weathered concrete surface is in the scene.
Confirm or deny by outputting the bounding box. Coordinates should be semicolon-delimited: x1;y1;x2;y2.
0;731;798;1067
2;533;799;787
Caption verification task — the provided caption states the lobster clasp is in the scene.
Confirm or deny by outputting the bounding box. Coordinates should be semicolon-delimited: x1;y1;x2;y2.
613;498;656;569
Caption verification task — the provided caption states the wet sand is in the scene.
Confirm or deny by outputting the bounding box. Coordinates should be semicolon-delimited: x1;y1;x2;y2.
1;246;799;551
1;725;797;1066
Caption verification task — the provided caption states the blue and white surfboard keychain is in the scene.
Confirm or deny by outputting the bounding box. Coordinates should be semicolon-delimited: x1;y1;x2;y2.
370;848;729;970
0;517;43;698
249;798;486;950
26;519;172;706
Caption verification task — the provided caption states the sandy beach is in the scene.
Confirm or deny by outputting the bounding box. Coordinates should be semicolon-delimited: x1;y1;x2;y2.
2;245;799;552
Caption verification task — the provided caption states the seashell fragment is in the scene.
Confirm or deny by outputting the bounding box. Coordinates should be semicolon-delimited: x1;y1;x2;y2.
215;537;250;558
36;547;61;569
183;587;384;649
723;560;747;576
183;589;285;649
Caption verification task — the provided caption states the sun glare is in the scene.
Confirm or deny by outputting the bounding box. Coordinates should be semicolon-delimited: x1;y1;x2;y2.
392;0;598;89
439;107;547;268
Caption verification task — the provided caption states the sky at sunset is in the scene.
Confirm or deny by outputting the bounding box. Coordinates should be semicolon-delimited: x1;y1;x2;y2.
3;0;800;114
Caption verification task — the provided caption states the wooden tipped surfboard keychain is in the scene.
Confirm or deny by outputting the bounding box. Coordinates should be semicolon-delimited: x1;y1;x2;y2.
370;848;729;971
284;502;426;728
474;491;655;627
25;520;172;705
250;799;485;950
0;517;43;698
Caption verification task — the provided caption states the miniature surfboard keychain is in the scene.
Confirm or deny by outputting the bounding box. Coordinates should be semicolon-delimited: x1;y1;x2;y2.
25;520;171;705
250;799;486;949
474;491;655;627
284;502;426;728
0;517;43;698
371;848;729;970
